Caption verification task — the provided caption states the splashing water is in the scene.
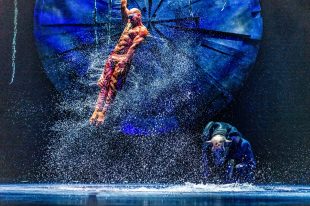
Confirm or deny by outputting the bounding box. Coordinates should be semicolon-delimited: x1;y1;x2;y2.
41;33;207;183
0;183;266;195
1;183;310;197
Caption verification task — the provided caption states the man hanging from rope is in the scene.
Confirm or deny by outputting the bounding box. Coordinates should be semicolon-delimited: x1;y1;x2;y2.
90;0;148;126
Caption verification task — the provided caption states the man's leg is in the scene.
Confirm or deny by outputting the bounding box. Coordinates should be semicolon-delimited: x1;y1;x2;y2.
89;86;108;125
101;64;125;115
90;58;116;125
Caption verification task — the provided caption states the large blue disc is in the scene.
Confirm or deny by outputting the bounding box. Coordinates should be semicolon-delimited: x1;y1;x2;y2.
34;0;263;135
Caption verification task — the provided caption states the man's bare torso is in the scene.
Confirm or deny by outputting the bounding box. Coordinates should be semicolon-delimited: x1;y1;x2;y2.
113;24;147;58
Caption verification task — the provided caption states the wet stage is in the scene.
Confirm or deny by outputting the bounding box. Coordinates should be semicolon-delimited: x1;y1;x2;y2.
1;183;310;206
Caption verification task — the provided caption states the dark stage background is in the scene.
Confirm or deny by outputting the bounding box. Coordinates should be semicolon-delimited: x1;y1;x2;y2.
0;0;309;183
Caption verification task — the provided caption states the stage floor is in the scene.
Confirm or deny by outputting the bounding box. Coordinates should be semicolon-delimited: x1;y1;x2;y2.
1;183;310;206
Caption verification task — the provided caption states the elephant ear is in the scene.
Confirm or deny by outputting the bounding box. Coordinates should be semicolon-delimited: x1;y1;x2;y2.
202;121;215;141
224;139;233;147
227;124;241;140
227;124;243;143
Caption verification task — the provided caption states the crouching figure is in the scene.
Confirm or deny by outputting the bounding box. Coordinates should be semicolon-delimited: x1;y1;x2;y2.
202;121;256;183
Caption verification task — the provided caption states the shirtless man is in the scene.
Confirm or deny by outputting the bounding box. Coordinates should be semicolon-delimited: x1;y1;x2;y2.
90;0;148;126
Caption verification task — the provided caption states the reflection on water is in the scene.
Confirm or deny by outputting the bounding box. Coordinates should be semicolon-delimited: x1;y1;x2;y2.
1;194;310;206
1;183;310;206
86;193;98;206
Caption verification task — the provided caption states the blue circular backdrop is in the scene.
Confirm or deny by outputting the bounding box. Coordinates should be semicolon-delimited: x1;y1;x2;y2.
34;0;262;135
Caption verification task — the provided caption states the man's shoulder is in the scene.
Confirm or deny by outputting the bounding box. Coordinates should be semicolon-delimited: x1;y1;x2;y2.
139;26;149;36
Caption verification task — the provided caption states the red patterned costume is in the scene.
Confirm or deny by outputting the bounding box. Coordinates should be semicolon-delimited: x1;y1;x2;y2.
90;0;148;126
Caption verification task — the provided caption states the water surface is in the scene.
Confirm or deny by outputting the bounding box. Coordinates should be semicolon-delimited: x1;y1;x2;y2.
1;183;310;206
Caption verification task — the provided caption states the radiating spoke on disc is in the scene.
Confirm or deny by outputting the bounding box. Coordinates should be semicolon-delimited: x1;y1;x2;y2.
157;22;256;42
151;0;164;18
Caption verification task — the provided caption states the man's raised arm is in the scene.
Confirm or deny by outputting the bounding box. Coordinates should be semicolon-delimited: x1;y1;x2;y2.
121;0;130;23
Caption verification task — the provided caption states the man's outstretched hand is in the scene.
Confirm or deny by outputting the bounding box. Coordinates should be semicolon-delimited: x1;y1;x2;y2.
89;109;106;126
